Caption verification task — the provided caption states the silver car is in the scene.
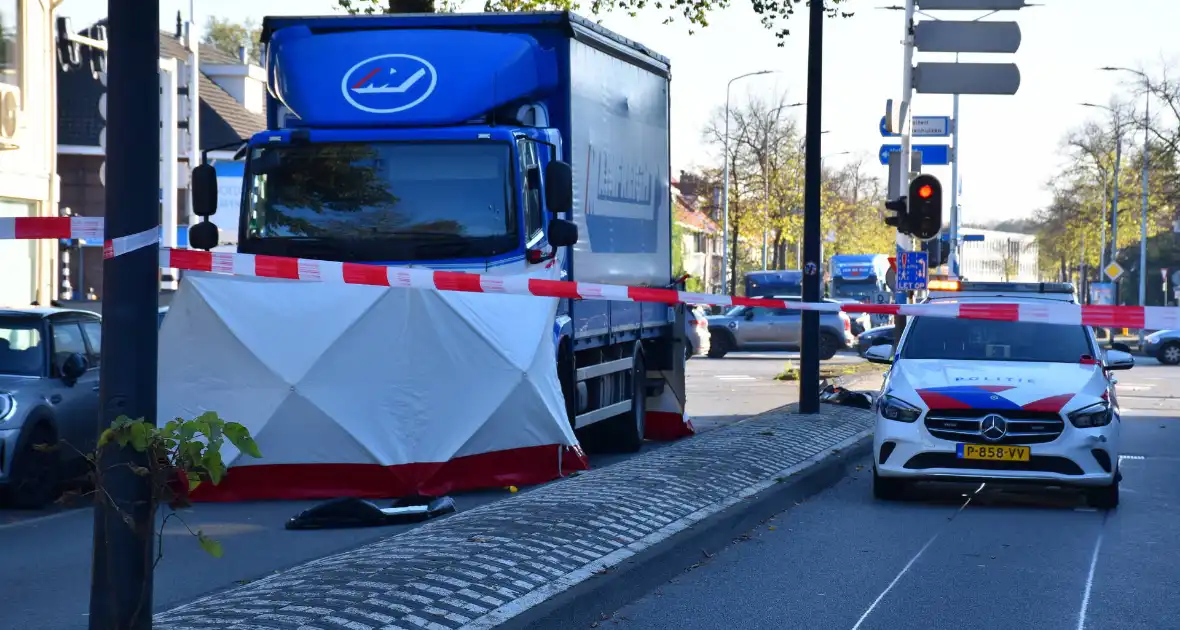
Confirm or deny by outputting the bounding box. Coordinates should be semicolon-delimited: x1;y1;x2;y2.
0;308;102;508
1142;329;1180;364
705;296;855;360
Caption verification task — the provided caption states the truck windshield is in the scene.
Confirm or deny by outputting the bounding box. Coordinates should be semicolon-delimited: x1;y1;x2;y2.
241;141;517;261
831;278;879;302
901;316;1094;363
0;321;45;376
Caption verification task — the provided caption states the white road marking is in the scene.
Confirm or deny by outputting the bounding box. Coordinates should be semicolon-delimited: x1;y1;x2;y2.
0;508;86;532
716;375;756;381
850;484;984;630
1076;521;1107;630
1119;454;1146;461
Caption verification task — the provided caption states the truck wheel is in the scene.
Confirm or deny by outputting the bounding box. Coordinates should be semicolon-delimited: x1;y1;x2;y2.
818;333;840;361
557;342;577;428
5;425;59;510
606;349;646;453
1158;341;1180;365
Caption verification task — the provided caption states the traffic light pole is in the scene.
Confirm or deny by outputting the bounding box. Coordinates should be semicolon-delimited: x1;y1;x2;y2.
893;0;917;347
798;0;825;414
88;1;160;628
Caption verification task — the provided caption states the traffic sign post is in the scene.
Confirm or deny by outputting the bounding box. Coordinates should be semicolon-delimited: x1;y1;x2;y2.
1105;261;1124;282
880;115;951;138
898;251;929;291
880;143;951;166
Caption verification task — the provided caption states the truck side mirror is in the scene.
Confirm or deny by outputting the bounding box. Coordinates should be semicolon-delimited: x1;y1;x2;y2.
545;160;572;214
191;164;218;218
188;221;219;251
548;218;578;247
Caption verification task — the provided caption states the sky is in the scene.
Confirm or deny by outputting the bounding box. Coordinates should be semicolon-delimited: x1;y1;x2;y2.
62;0;1180;226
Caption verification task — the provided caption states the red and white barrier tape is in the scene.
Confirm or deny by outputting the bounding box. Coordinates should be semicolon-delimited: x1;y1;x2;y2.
4;217;1179;330
0;217;158;260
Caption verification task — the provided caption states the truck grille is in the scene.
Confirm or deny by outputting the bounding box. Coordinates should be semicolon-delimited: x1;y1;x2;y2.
925;409;1064;445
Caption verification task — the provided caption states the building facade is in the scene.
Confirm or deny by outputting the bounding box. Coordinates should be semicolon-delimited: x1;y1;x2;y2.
56;19;266;299
0;0;57;306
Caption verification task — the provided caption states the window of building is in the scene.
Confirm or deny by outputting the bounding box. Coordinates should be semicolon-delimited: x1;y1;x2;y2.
0;0;18;90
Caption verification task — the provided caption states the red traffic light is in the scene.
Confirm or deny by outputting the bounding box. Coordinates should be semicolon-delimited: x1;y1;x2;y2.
917;184;934;199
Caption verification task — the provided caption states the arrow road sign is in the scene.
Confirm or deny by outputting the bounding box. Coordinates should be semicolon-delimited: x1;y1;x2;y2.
879;143;951;166
880;115;951;138
914;21;1022;54
913;62;1021;95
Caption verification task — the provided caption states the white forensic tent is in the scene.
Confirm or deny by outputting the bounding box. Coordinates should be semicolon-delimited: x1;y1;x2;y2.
158;271;587;501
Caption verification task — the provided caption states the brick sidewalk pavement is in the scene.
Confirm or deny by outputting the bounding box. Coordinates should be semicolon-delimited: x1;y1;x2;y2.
155;404;874;630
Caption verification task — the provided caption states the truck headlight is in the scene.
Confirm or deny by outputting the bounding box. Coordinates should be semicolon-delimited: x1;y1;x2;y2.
879;395;921;423
1068;402;1113;428
0;392;14;422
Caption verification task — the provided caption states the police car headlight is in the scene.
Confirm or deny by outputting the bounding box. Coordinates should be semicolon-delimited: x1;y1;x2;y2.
879;395;921;423
1068;402;1113;428
0;392;14;422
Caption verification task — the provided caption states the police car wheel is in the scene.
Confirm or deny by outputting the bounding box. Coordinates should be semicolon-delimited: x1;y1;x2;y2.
872;467;907;501
1087;479;1120;510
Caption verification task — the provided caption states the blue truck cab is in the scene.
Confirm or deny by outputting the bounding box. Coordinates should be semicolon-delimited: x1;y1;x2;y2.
192;11;684;451
828;254;893;326
744;270;803;298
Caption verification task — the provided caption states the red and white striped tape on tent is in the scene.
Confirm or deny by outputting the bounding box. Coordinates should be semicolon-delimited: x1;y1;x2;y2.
5;216;1180;330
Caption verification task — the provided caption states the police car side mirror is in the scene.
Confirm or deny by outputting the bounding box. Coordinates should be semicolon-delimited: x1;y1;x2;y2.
864;344;894;365
743;309;756;321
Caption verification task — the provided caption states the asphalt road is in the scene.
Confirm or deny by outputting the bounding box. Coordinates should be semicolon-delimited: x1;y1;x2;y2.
0;350;849;630
596;358;1180;630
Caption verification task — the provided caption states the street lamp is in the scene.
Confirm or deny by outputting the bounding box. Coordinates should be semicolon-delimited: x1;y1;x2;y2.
1081;101;1126;302
1102;66;1153;346
722;69;778;294
761;101;805;271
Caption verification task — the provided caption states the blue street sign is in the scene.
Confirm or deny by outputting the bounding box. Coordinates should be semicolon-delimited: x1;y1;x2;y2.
878;143;952;166
962;233;985;242
897;251;929;291
879;116;952;138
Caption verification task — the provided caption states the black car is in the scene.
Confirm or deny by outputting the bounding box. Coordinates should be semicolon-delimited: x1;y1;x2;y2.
855;324;895;357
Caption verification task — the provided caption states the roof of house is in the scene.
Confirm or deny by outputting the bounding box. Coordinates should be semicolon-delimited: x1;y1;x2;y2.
58;21;266;150
672;184;721;235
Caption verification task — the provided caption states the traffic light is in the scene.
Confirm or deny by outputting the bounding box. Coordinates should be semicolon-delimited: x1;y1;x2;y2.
884;196;908;230
922;233;950;267
908;174;943;240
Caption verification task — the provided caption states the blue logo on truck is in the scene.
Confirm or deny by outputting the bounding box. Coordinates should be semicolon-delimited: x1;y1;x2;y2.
341;53;438;114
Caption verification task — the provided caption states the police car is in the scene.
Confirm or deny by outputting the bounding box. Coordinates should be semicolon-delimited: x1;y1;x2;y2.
863;280;1132;509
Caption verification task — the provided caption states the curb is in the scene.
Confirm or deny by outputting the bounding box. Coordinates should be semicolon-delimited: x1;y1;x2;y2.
155;404;874;630
495;429;873;630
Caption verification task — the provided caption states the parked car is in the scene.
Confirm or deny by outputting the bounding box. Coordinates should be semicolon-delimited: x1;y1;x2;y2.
0;307;102;508
685;305;711;360
1142;329;1180;364
705;296;854;360
830;298;872;335
856;324;896;357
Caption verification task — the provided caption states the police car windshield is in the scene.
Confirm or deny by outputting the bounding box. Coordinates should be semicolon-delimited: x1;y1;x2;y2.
901;317;1094;363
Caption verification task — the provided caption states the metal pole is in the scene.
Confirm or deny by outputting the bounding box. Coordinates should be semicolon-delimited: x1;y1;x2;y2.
799;0;825;414
948;92;961;278
1139;95;1150;345
892;0;917;346
762;151;770;270
721;86;732;295
1112;120;1121;305
1099;169;1107;272
88;0;160;627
